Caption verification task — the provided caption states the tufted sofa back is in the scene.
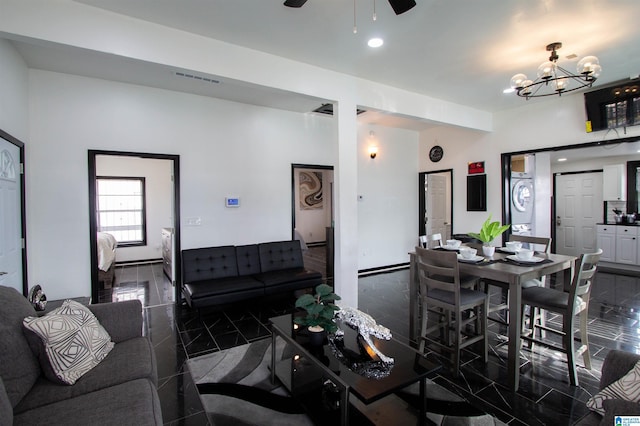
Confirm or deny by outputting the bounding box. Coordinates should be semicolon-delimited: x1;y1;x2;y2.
181;246;239;283
258;240;304;273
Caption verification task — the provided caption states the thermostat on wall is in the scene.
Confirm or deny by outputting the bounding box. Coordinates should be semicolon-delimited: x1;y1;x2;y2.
225;197;240;208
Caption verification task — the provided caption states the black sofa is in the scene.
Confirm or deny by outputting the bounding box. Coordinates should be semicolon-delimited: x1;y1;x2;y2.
181;240;323;308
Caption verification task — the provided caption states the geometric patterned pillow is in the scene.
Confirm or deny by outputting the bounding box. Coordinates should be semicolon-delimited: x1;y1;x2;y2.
586;360;640;416
22;300;114;385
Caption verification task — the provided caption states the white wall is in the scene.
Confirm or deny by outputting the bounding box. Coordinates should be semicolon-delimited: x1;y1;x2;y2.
96;155;173;262
0;39;28;141
420;94;640;241
358;124;419;269
27;70;337;299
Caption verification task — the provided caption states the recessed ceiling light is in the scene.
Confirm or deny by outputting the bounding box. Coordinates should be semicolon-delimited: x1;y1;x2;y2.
503;87;515;94
558;158;567;162
368;38;384;48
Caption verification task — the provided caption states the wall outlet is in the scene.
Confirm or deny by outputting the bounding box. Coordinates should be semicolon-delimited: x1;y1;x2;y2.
185;217;201;226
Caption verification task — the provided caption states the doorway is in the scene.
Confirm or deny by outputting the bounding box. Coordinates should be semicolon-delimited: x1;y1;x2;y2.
0;129;27;295
418;170;453;240
554;171;603;257
88;150;181;303
291;164;334;278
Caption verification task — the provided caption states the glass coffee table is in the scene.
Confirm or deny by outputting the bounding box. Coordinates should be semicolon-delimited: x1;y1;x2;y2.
269;314;440;425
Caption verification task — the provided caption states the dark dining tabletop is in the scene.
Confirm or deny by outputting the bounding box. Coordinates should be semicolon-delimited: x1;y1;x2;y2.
408;248;576;392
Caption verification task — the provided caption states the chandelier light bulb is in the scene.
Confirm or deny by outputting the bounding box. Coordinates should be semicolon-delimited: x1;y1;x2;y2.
510;73;528;89
555;77;569;92
537;61;556;80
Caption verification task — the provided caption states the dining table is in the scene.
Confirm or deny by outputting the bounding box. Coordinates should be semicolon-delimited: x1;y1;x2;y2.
408;247;577;392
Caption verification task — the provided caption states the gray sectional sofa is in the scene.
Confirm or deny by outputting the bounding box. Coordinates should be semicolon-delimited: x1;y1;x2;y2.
0;286;162;426
575;349;640;425
181;239;323;309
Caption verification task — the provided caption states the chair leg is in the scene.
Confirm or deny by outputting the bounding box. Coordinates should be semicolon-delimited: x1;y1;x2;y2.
482;299;488;363
564;314;578;386
580;310;592;370
419;304;428;353
453;308;462;377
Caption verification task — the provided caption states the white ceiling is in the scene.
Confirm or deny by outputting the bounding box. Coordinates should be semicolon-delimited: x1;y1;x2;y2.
7;0;640;132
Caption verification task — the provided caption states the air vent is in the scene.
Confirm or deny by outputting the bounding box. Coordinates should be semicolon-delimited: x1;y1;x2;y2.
174;71;220;84
312;103;366;115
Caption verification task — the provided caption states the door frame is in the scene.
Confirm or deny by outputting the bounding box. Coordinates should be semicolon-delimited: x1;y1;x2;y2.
88;150;181;303
418;169;453;237
0;128;28;296
291;163;334;241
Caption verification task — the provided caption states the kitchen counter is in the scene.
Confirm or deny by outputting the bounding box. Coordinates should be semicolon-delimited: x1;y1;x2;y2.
597;222;639;226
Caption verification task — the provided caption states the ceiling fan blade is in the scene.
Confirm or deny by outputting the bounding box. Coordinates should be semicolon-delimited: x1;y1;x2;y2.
283;0;309;7
387;0;416;15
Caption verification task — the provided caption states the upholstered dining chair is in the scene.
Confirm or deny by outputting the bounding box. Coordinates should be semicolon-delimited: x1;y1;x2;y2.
416;246;488;377
520;249;602;386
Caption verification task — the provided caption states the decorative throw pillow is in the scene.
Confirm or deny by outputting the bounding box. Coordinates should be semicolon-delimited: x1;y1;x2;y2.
22;300;114;385
586;359;640;415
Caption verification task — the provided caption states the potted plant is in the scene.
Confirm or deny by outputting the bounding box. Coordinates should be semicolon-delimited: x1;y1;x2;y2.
294;284;341;344
468;215;510;257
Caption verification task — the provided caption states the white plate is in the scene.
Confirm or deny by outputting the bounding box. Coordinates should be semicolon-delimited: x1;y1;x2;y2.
507;255;544;263
442;245;462;250
457;254;484;263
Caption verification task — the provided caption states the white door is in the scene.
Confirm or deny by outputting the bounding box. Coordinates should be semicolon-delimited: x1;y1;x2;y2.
425;174;447;239
0;136;24;294
555;172;603;257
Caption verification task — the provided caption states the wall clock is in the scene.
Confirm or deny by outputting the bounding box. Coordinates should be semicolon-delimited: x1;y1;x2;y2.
429;145;444;162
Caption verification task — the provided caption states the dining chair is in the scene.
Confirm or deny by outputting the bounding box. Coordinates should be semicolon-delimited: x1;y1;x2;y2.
415;246;488;377
418;235;428;248
429;233;444;249
519;249;602;386
483;235;552;326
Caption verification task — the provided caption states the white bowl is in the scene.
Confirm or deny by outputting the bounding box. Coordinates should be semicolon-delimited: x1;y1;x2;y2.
446;239;461;249
515;248;534;261
459;247;477;259
505;241;522;251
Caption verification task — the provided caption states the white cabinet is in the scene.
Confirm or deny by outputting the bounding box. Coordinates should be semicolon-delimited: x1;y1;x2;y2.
603;164;626;201
596;225;616;262
615;226;638;265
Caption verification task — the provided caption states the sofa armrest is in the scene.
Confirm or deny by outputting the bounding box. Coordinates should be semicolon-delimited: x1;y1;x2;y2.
88;300;143;343
600;349;640;390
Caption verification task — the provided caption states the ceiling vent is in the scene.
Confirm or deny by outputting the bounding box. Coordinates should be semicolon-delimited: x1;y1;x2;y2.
174;71;220;84
312;103;366;115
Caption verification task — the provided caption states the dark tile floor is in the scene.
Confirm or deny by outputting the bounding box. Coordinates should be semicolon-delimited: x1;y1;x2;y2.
99;258;640;425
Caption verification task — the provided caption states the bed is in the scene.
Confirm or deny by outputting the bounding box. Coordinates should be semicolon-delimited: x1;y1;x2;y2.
97;232;117;288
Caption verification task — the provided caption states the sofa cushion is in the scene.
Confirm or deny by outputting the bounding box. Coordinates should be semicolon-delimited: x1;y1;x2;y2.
600;399;640;425
259;240;305;273
185;276;264;299
587;359;640;415
14;337;157;414
0;286;41;408
235;244;261;276
0;376;12;426
13;378;162;426
182;246;239;282
23;300;114;385
257;268;322;288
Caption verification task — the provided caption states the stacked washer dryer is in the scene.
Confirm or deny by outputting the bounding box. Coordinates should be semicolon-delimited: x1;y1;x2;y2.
511;171;534;237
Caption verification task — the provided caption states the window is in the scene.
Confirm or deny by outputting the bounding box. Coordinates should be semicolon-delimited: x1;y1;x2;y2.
96;177;146;246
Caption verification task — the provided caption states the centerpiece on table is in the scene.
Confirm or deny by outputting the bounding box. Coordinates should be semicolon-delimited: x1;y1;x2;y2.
468;215;510;257
294;284;341;345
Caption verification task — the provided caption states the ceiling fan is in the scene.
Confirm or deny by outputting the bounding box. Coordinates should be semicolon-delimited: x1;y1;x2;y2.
284;0;416;15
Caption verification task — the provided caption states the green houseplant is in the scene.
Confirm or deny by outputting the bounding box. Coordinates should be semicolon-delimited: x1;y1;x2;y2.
294;284;341;334
468;215;510;256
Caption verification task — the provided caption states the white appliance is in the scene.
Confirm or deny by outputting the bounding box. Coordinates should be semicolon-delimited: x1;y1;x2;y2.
510;172;534;226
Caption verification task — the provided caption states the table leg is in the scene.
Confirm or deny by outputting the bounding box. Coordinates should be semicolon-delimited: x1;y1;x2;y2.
341;387;349;426
270;330;276;385
507;278;521;392
409;253;419;345
419;377;426;426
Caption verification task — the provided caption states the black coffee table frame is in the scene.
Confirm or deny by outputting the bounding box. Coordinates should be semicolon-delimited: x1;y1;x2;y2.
269;314;438;425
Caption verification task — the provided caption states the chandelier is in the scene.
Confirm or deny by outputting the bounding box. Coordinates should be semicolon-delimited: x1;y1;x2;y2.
510;42;602;99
